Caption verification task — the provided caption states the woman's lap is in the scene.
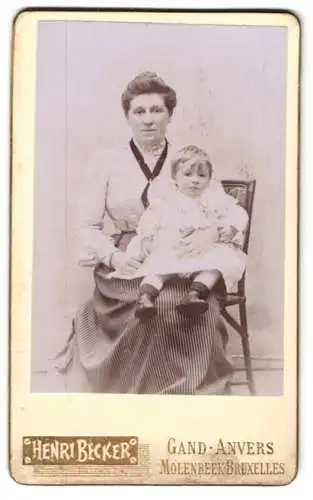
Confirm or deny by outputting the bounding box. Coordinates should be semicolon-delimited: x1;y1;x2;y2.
55;262;233;394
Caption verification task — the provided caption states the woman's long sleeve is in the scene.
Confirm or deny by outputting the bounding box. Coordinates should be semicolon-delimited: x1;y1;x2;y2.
75;152;117;267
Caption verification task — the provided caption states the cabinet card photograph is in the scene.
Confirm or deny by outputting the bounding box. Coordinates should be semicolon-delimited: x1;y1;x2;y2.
10;9;299;485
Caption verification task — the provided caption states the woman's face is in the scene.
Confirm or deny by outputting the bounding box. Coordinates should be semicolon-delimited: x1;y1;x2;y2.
127;93;171;146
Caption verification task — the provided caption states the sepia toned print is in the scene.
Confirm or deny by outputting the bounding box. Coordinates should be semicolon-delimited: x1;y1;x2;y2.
10;10;299;485
33;17;287;396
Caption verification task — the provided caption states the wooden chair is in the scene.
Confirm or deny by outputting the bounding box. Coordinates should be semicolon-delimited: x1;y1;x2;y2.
220;179;257;395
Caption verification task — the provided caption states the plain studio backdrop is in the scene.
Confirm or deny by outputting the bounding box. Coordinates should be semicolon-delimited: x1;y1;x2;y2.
32;21;287;391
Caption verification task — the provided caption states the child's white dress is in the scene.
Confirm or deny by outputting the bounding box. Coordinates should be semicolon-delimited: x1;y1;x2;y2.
109;179;248;292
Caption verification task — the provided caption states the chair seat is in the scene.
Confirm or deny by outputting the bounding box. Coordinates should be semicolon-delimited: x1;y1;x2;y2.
219;293;246;307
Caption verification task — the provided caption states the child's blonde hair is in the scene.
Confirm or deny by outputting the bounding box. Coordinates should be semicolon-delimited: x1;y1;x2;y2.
171;145;213;179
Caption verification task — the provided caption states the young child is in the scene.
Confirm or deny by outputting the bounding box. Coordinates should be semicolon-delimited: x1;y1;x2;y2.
110;145;248;320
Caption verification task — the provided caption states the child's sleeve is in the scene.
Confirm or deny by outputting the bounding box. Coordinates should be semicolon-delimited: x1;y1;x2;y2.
136;205;161;239
218;194;249;233
126;206;161;261
136;177;168;238
226;199;249;232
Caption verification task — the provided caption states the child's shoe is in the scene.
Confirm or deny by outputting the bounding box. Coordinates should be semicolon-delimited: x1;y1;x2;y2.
135;293;157;321
176;289;209;317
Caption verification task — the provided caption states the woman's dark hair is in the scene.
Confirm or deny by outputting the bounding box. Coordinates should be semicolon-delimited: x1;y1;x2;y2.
171;145;213;179
121;71;177;117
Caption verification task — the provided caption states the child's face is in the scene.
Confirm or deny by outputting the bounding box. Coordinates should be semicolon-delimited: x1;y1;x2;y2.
175;159;211;198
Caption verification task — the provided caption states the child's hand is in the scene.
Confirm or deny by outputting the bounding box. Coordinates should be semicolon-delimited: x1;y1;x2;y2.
176;226;219;258
218;226;238;243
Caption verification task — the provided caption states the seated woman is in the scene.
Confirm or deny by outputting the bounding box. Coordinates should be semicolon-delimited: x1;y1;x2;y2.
55;71;236;395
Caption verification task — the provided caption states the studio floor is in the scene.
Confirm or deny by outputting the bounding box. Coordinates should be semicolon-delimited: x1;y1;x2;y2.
230;368;284;396
32;362;284;396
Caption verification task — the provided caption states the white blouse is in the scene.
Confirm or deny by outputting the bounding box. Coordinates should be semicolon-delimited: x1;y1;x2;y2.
75;141;175;267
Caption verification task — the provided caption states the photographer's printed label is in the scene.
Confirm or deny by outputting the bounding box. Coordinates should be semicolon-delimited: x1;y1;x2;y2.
23;436;139;466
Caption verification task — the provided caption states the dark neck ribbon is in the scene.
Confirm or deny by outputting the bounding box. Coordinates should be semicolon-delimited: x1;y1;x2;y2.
129;138;168;208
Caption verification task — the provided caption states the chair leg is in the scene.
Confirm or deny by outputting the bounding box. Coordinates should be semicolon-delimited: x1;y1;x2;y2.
223;381;232;395
217;315;229;349
239;303;256;396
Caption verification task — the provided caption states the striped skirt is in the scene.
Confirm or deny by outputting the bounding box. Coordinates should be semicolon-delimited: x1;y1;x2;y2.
55;234;233;394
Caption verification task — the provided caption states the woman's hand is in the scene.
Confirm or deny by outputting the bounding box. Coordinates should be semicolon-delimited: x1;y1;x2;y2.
110;251;142;277
176;226;219;258
218;225;238;243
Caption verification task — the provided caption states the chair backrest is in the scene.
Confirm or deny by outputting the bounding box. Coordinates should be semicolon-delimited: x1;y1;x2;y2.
221;180;256;295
